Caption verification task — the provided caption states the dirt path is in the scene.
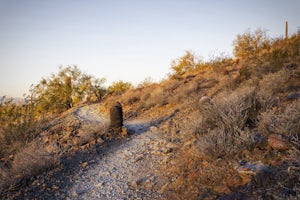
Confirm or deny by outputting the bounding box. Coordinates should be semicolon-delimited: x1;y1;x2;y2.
8;104;177;200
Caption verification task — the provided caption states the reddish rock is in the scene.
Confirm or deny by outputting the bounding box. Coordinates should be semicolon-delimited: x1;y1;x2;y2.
270;159;283;167
267;134;290;151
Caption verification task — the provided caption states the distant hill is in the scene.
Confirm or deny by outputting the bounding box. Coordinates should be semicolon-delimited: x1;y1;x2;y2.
0;96;25;105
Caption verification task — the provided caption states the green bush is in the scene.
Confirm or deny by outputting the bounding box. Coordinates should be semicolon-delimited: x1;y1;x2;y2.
107;80;132;95
32;66;106;115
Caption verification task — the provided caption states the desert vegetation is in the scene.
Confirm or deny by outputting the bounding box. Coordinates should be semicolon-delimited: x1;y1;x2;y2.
1;29;299;199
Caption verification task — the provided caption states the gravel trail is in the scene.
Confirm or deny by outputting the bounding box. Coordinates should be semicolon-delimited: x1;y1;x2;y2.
9;105;171;200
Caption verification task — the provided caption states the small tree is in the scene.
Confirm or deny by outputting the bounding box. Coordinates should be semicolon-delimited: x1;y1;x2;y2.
170;51;199;76
233;29;271;60
32;66;106;115
108;81;132;95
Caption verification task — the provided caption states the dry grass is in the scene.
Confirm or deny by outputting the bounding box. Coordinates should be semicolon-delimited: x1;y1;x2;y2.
12;141;58;178
0;140;59;195
14;141;58;174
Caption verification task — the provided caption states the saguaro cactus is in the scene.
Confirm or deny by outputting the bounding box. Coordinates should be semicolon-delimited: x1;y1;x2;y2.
286;21;289;39
109;101;123;133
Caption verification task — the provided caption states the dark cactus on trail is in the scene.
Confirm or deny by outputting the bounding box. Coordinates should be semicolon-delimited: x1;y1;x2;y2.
109;102;123;132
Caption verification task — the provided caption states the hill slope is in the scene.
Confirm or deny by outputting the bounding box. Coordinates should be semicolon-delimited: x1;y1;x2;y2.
1;32;299;199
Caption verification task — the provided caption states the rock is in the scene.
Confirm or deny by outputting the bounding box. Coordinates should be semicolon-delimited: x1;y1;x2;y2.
43;136;50;143
80;162;88;168
237;162;274;186
149;126;158;132
95;182;104;188
199;96;212;104
97;138;104;144
130;180;140;188
52;185;59;190
121;126;128;138
286;92;300;101
267;134;290;151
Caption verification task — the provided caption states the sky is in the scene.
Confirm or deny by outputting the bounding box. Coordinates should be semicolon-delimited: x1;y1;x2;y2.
0;0;299;97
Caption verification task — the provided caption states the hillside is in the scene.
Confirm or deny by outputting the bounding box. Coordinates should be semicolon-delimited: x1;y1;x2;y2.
1;31;299;199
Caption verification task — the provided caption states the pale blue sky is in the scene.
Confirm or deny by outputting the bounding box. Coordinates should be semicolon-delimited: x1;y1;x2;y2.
0;0;299;97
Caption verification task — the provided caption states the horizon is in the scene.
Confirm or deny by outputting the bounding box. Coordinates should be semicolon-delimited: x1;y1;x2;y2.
1;0;299;97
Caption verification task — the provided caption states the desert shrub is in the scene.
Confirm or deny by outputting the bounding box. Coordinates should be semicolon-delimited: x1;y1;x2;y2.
257;69;291;110
207;52;234;74
142;87;168;108
258;100;300;138
196;127;250;158
0;96;42;155
126;95;140;105
268;34;300;69
235;32;299;81
170;51;203;77
194;86;257;158
233;29;271;61
137;77;155;88
11;141;58;179
107;80;132;95
0;140;58;195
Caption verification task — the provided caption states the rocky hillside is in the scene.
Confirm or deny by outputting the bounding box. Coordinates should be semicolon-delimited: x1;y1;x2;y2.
1;31;299;199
